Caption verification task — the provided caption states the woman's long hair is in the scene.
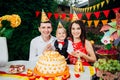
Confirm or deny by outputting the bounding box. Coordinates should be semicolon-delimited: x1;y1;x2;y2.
69;20;86;46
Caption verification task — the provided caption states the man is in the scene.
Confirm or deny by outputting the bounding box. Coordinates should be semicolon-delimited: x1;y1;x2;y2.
29;9;56;61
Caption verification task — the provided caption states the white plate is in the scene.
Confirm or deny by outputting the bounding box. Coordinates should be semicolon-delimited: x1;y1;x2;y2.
0;60;36;74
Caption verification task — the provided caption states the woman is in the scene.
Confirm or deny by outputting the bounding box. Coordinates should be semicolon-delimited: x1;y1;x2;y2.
68;20;96;66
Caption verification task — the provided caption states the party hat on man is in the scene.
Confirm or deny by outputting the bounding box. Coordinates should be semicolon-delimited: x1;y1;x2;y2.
41;9;49;22
57;21;64;28
71;11;79;22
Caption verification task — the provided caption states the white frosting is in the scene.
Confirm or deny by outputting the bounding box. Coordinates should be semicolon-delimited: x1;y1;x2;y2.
35;51;67;74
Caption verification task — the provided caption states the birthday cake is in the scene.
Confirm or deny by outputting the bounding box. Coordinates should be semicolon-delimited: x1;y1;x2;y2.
34;50;69;78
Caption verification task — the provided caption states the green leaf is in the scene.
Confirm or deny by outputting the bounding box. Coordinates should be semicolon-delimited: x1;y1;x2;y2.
117;30;120;36
3;29;14;39
105;44;112;50
108;21;116;28
109;28;117;35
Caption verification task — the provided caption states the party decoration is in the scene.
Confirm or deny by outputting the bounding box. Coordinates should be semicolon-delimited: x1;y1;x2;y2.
35;11;40;17
86;12;92;20
71;11;79;22
47;12;52;19
41;9;49;22
57;21;64;28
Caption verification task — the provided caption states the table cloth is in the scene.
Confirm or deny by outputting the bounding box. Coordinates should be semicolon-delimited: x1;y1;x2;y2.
0;60;95;80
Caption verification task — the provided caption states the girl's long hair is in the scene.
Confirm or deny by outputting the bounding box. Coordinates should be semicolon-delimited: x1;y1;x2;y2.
69;20;86;46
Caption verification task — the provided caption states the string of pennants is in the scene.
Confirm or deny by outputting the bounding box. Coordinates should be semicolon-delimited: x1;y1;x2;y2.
72;0;116;13
35;7;120;27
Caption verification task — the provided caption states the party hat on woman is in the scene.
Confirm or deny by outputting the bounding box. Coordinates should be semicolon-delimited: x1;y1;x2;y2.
71;11;79;22
41;9;49;22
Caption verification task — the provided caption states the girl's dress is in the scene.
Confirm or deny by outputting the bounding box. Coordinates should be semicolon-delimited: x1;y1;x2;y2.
69;41;90;66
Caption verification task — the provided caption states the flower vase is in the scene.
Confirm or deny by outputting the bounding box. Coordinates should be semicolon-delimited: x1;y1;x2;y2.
0;37;8;67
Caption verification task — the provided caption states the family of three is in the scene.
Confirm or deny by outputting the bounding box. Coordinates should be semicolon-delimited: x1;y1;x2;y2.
29;10;96;66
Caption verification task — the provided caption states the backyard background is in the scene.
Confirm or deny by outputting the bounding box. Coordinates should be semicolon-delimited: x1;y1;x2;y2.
0;0;120;61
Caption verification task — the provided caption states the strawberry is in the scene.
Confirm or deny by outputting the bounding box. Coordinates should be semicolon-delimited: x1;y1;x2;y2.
74;74;80;78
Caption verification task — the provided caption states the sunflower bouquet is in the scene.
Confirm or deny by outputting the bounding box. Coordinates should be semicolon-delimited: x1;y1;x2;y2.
0;14;21;39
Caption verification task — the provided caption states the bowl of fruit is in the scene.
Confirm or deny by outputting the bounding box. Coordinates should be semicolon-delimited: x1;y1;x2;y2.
92;59;120;80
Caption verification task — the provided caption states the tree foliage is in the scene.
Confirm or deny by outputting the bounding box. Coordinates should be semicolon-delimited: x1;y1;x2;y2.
0;0;58;61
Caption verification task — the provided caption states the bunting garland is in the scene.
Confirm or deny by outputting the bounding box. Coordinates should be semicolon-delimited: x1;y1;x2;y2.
35;7;120;27
72;0;116;13
72;0;106;13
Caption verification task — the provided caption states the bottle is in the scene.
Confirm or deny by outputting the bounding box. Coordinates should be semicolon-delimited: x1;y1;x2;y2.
74;57;84;73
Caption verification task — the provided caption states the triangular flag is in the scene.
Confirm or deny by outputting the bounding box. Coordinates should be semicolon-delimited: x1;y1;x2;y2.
97;3;100;10
101;1;105;8
86;7;89;12
93;5;96;11
41;9;49;22
106;0;109;4
82;20;86;23
77;13;82;20
61;13;66;19
87;20;92;27
103;10;110;18
54;13;59;19
47;12;52;19
69;14;73;20
94;11;100;19
86;12;92;20
101;20;108;25
113;8;120;13
94;20;99;27
71;11;79;22
90;7;92;11
35;10;40;17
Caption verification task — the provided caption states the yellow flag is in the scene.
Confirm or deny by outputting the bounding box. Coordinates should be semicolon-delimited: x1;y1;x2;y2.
87;20;92;27
94;20;99;27
106;0;109;4
97;3;100;10
101;1;105;8
102;20;108;25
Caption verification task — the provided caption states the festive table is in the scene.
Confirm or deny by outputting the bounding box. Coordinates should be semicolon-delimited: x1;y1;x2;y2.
0;60;95;80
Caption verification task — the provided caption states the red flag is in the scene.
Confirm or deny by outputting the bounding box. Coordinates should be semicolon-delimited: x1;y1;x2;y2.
86;12;92;20
35;11;40;17
47;12;52;19
112;7;120;13
77;13;82;19
61;13;66;19
54;13;59;19
94;11;100;19
69;14;73;20
103;10;110;18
